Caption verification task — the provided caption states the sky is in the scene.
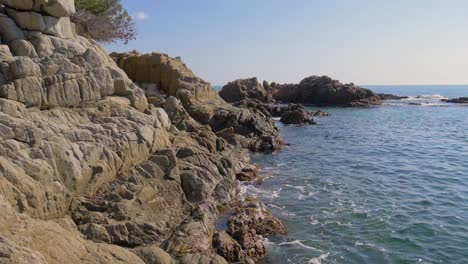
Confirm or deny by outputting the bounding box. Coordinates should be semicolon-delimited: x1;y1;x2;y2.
107;0;468;86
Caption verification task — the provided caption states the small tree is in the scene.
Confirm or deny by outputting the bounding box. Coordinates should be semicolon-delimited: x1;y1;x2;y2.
72;0;136;44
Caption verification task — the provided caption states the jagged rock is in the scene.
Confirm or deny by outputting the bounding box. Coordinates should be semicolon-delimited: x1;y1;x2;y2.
226;198;286;261
220;77;271;103
111;51;283;152
266;75;382;106
280;107;316;125
213;231;243;262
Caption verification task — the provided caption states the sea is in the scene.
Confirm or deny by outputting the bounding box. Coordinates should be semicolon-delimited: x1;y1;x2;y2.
231;85;468;264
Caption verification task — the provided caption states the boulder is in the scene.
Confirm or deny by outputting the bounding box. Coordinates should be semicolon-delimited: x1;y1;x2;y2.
280;107;316;125
219;77;271;103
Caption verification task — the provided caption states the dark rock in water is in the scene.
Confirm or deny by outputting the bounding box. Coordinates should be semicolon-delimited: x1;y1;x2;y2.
220;78;327;126
378;93;409;100
223;198;286;262
267;104;326;125
267;75;382;106
280;108;316;125
313;110;330;116
220;77;273;103
409;102;422;105
442;97;468;104
235;164;259;182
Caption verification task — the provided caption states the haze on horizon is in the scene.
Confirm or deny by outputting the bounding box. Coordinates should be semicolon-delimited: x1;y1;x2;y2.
108;0;468;86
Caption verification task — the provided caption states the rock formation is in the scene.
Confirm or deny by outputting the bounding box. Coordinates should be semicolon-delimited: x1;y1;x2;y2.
265;76;382;106
220;77;272;103
0;1;284;263
111;51;283;152
220;77;325;125
378;93;409;100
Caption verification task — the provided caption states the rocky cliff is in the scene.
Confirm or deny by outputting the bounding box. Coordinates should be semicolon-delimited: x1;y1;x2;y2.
0;2;284;264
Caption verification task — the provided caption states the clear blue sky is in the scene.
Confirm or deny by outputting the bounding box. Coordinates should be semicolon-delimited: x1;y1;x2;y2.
107;0;468;86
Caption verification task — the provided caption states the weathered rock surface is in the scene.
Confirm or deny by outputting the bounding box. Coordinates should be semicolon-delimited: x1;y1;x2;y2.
220;78;324;125
442;97;468;104
217;198;286;262
0;2;287;263
265;76;382;106
0;2;146;111
220;77;272;103
280;106;317;125
111;51;283;152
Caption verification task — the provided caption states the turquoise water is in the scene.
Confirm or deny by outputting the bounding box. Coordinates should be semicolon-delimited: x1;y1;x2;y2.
244;85;468;264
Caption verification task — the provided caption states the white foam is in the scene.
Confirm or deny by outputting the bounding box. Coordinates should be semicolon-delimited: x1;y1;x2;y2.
403;94;448;100
308;253;330;264
279;240;323;252
310;217;319;225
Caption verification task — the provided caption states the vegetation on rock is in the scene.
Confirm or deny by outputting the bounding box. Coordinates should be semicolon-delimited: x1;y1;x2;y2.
72;0;136;44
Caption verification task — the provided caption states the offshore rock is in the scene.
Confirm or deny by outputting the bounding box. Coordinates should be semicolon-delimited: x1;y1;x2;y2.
265;76;382;106
221;78;323;125
442;97;468;104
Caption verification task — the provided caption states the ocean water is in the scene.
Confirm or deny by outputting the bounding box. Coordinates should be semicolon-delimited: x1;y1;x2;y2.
243;85;468;264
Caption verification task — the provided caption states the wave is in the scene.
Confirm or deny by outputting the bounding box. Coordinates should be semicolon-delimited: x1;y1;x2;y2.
402;94;448;100
308;253;330;264
279;240;323;252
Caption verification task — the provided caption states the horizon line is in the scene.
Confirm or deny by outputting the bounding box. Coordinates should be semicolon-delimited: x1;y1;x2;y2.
213;83;468;87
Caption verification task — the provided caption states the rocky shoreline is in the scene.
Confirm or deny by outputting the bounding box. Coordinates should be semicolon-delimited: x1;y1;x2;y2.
0;1;395;263
0;1;286;263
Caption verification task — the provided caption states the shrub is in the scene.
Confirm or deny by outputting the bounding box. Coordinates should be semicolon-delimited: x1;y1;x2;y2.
72;0;136;44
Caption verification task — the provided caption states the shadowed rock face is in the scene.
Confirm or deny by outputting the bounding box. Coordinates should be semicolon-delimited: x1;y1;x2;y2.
0;1;284;263
111;51;283;153
267;75;382;106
